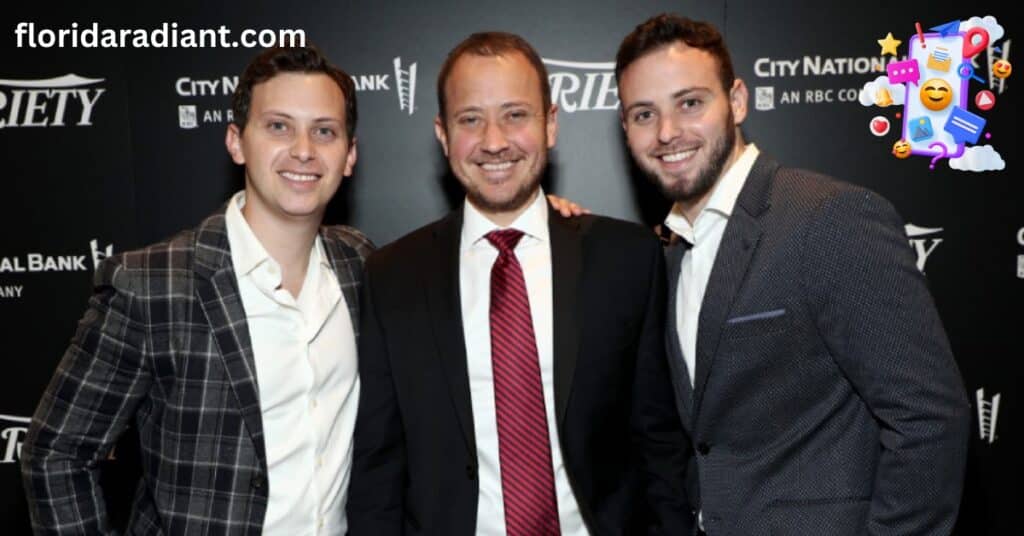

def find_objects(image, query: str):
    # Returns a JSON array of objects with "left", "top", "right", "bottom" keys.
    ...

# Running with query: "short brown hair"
[
  {"left": 231, "top": 45, "right": 358, "bottom": 141},
  {"left": 436, "top": 31, "right": 551, "bottom": 121},
  {"left": 615, "top": 14, "right": 735, "bottom": 93}
]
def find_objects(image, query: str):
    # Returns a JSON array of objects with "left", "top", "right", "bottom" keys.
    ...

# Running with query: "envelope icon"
[{"left": 927, "top": 47, "right": 952, "bottom": 72}]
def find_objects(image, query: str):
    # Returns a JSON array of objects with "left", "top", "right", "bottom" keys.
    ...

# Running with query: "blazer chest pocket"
[{"left": 723, "top": 307, "right": 790, "bottom": 339}]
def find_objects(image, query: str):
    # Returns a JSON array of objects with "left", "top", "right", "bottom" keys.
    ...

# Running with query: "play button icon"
[{"left": 975, "top": 90, "right": 995, "bottom": 111}]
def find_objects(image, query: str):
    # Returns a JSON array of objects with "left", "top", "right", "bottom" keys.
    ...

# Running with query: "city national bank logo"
[
  {"left": 0, "top": 414, "right": 30, "bottom": 464},
  {"left": 0, "top": 238, "right": 113, "bottom": 274},
  {"left": 351, "top": 57, "right": 417, "bottom": 115},
  {"left": 542, "top": 59, "right": 618, "bottom": 113},
  {"left": 905, "top": 223, "right": 943, "bottom": 272},
  {"left": 175, "top": 75, "right": 237, "bottom": 129},
  {"left": 0, "top": 74, "right": 105, "bottom": 128},
  {"left": 976, "top": 388, "right": 1001, "bottom": 444}
]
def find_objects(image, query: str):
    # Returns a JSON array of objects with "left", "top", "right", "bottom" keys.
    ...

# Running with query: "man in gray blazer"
[
  {"left": 21, "top": 46, "right": 372, "bottom": 535},
  {"left": 614, "top": 14, "right": 971, "bottom": 535}
]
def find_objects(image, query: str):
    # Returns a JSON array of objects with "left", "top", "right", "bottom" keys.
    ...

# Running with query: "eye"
[
  {"left": 267, "top": 120, "right": 289, "bottom": 134},
  {"left": 631, "top": 109, "right": 654, "bottom": 124},
  {"left": 504, "top": 109, "right": 530, "bottom": 124},
  {"left": 313, "top": 126, "right": 337, "bottom": 140},
  {"left": 680, "top": 98, "right": 702, "bottom": 110},
  {"left": 457, "top": 114, "right": 482, "bottom": 128}
]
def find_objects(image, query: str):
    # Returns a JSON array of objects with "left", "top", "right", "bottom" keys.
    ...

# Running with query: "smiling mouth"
[
  {"left": 480, "top": 161, "right": 514, "bottom": 172},
  {"left": 655, "top": 148, "right": 697, "bottom": 163},
  {"left": 279, "top": 171, "right": 320, "bottom": 182}
]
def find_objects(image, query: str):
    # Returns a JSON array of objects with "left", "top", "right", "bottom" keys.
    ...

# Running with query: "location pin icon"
[{"left": 962, "top": 27, "right": 989, "bottom": 59}]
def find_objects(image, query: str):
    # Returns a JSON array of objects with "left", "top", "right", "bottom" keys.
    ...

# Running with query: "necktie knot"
[{"left": 485, "top": 229, "right": 525, "bottom": 255}]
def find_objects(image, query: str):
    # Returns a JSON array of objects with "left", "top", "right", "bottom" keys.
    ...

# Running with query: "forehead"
[
  {"left": 249, "top": 72, "right": 346, "bottom": 118},
  {"left": 619, "top": 42, "right": 722, "bottom": 101},
  {"left": 444, "top": 52, "right": 544, "bottom": 110}
]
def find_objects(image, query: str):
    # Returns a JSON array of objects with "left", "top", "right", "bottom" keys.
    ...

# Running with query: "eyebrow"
[
  {"left": 622, "top": 87, "right": 712, "bottom": 113},
  {"left": 259, "top": 110, "right": 342, "bottom": 123},
  {"left": 452, "top": 101, "right": 534, "bottom": 115}
]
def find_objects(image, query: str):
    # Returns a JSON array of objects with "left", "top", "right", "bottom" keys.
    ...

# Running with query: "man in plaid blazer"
[{"left": 22, "top": 46, "right": 372, "bottom": 535}]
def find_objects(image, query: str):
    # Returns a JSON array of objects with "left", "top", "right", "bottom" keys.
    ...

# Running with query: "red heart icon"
[{"left": 870, "top": 116, "right": 890, "bottom": 136}]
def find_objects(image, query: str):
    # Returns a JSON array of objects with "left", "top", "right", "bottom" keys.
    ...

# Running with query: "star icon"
[{"left": 877, "top": 32, "right": 902, "bottom": 56}]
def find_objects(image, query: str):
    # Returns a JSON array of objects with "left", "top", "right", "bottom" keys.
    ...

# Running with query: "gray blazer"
[
  {"left": 21, "top": 207, "right": 373, "bottom": 535},
  {"left": 663, "top": 153, "right": 970, "bottom": 535}
]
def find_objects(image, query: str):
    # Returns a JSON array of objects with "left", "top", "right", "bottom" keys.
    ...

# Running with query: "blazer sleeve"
[
  {"left": 631, "top": 235, "right": 695, "bottom": 535},
  {"left": 21, "top": 257, "right": 152, "bottom": 535},
  {"left": 347, "top": 266, "right": 407, "bottom": 535},
  {"left": 802, "top": 187, "right": 970, "bottom": 535}
]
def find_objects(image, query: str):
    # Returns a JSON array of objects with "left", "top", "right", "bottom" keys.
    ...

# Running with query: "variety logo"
[
  {"left": 351, "top": 57, "right": 418, "bottom": 115},
  {"left": 0, "top": 238, "right": 113, "bottom": 274},
  {"left": 0, "top": 414, "right": 30, "bottom": 464},
  {"left": 905, "top": 223, "right": 943, "bottom": 272},
  {"left": 0, "top": 74, "right": 106, "bottom": 128},
  {"left": 542, "top": 58, "right": 618, "bottom": 113},
  {"left": 975, "top": 388, "right": 1001, "bottom": 444}
]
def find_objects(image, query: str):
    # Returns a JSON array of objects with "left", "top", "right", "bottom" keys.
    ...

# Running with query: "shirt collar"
[
  {"left": 224, "top": 190, "right": 328, "bottom": 277},
  {"left": 460, "top": 187, "right": 549, "bottom": 252},
  {"left": 664, "top": 143, "right": 760, "bottom": 239}
]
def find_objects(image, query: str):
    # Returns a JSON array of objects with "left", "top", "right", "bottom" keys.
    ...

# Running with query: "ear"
[
  {"left": 729, "top": 78, "right": 749, "bottom": 126},
  {"left": 545, "top": 103, "right": 559, "bottom": 149},
  {"left": 343, "top": 138, "right": 358, "bottom": 177},
  {"left": 225, "top": 123, "right": 245, "bottom": 165},
  {"left": 433, "top": 115, "right": 449, "bottom": 157}
]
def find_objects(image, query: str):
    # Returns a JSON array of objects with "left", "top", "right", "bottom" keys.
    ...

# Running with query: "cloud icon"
[
  {"left": 961, "top": 15, "right": 1004, "bottom": 43},
  {"left": 859, "top": 75, "right": 905, "bottom": 107},
  {"left": 948, "top": 145, "right": 1005, "bottom": 171}
]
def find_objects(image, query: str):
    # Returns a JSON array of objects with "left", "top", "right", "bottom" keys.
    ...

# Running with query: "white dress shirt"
[
  {"left": 225, "top": 191, "right": 359, "bottom": 536},
  {"left": 459, "top": 189, "right": 588, "bottom": 536},
  {"left": 664, "top": 143, "right": 759, "bottom": 386}
]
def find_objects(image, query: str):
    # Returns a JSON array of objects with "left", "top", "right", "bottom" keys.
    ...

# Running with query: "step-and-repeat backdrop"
[{"left": 2, "top": 1, "right": 1018, "bottom": 533}]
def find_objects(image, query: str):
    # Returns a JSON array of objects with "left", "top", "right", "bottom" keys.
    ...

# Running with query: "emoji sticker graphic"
[
  {"left": 892, "top": 139, "right": 912, "bottom": 159},
  {"left": 920, "top": 78, "right": 953, "bottom": 111}
]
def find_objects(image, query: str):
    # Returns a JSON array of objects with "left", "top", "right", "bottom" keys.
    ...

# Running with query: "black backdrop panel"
[{"left": 1, "top": 1, "right": 1017, "bottom": 533}]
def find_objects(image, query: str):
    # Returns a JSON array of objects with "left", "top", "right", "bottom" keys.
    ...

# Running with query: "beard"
[
  {"left": 463, "top": 151, "right": 545, "bottom": 215},
  {"left": 645, "top": 116, "right": 737, "bottom": 204}
]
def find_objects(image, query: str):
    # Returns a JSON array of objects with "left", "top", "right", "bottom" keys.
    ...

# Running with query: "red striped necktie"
[{"left": 485, "top": 229, "right": 561, "bottom": 536}]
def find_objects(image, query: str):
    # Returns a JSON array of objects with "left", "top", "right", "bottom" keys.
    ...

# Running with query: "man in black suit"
[
  {"left": 347, "top": 32, "right": 690, "bottom": 535},
  {"left": 614, "top": 14, "right": 971, "bottom": 535}
]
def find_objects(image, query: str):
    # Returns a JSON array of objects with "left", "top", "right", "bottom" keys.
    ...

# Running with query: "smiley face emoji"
[
  {"left": 892, "top": 139, "right": 912, "bottom": 159},
  {"left": 993, "top": 59, "right": 1012, "bottom": 79},
  {"left": 920, "top": 78, "right": 953, "bottom": 111}
]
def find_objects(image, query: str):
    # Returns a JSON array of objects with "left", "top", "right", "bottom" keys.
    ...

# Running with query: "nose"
[
  {"left": 657, "top": 115, "right": 680, "bottom": 144},
  {"left": 480, "top": 119, "right": 509, "bottom": 154},
  {"left": 290, "top": 131, "right": 314, "bottom": 161}
]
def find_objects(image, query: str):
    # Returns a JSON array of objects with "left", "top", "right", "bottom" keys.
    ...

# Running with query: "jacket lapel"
[
  {"left": 548, "top": 209, "right": 582, "bottom": 429},
  {"left": 192, "top": 209, "right": 266, "bottom": 464},
  {"left": 692, "top": 154, "right": 778, "bottom": 418},
  {"left": 320, "top": 231, "right": 363, "bottom": 341},
  {"left": 426, "top": 210, "right": 477, "bottom": 454},
  {"left": 664, "top": 239, "right": 694, "bottom": 429}
]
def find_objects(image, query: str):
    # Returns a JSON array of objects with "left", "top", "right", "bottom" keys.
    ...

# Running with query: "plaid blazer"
[{"left": 21, "top": 207, "right": 374, "bottom": 535}]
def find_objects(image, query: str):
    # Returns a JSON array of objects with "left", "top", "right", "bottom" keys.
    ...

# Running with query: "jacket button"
[
  {"left": 251, "top": 474, "right": 265, "bottom": 489},
  {"left": 696, "top": 442, "right": 710, "bottom": 455},
  {"left": 466, "top": 464, "right": 476, "bottom": 480}
]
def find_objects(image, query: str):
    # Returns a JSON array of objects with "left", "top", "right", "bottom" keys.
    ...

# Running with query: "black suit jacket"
[
  {"left": 663, "top": 153, "right": 970, "bottom": 535},
  {"left": 348, "top": 206, "right": 691, "bottom": 535}
]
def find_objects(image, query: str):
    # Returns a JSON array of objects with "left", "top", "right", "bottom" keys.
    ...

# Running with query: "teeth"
[
  {"left": 660, "top": 150, "right": 694, "bottom": 163},
  {"left": 281, "top": 171, "right": 318, "bottom": 182},
  {"left": 481, "top": 161, "right": 513, "bottom": 171}
]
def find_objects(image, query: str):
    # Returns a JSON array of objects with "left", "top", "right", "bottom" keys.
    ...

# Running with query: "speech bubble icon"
[
  {"left": 887, "top": 59, "right": 920, "bottom": 86},
  {"left": 943, "top": 106, "right": 986, "bottom": 144},
  {"left": 962, "top": 27, "right": 990, "bottom": 59}
]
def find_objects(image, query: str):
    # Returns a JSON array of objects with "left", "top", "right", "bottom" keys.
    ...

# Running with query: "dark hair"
[
  {"left": 615, "top": 14, "right": 735, "bottom": 93},
  {"left": 231, "top": 45, "right": 357, "bottom": 141},
  {"left": 436, "top": 31, "right": 551, "bottom": 121}
]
